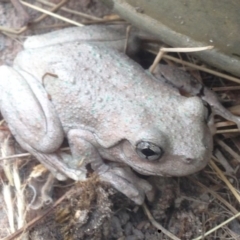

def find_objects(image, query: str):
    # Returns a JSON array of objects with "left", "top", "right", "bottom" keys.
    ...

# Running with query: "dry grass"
[{"left": 0, "top": 129, "right": 28, "bottom": 240}]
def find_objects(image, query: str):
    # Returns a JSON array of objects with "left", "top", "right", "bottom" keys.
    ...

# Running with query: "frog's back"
[{"left": 14, "top": 42, "right": 181, "bottom": 136}]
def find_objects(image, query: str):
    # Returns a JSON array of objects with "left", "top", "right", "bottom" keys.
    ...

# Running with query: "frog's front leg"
[
  {"left": 152, "top": 64, "right": 240, "bottom": 129},
  {"left": 0, "top": 65, "right": 86, "bottom": 180},
  {"left": 67, "top": 129, "right": 153, "bottom": 205}
]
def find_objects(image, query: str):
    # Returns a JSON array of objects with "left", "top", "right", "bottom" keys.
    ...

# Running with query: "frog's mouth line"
[
  {"left": 127, "top": 155, "right": 209, "bottom": 177},
  {"left": 121, "top": 141, "right": 210, "bottom": 177}
]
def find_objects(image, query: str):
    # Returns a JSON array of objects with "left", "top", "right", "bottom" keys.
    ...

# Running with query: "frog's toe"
[
  {"left": 28, "top": 172, "right": 55, "bottom": 209},
  {"left": 100, "top": 171, "right": 145, "bottom": 205},
  {"left": 98, "top": 164, "right": 152, "bottom": 205}
]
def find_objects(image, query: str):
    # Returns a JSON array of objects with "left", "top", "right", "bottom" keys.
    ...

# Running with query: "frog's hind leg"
[
  {"left": 14, "top": 130, "right": 87, "bottom": 209},
  {"left": 0, "top": 65, "right": 87, "bottom": 180},
  {"left": 4, "top": 129, "right": 87, "bottom": 183},
  {"left": 0, "top": 65, "right": 64, "bottom": 153}
]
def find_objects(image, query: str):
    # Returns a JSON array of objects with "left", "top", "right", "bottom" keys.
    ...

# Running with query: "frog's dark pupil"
[{"left": 141, "top": 148, "right": 155, "bottom": 157}]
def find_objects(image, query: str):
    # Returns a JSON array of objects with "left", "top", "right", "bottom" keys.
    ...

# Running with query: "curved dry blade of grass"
[
  {"left": 32, "top": 0, "right": 69, "bottom": 23},
  {"left": 193, "top": 211, "right": 240, "bottom": 240},
  {"left": 2, "top": 184, "right": 15, "bottom": 233},
  {"left": 20, "top": 1, "right": 83, "bottom": 26},
  {"left": 0, "top": 0, "right": 84, "bottom": 35},
  {"left": 163, "top": 54, "right": 240, "bottom": 84},
  {"left": 3, "top": 187, "right": 77, "bottom": 240},
  {"left": 0, "top": 153, "right": 30, "bottom": 161},
  {"left": 209, "top": 160, "right": 240, "bottom": 203},
  {"left": 216, "top": 129, "right": 239, "bottom": 134},
  {"left": 215, "top": 138, "right": 240, "bottom": 163},
  {"left": 215, "top": 121, "right": 236, "bottom": 128},
  {"left": 1, "top": 137, "right": 14, "bottom": 186},
  {"left": 190, "top": 177, "right": 239, "bottom": 216},
  {"left": 13, "top": 161, "right": 26, "bottom": 229},
  {"left": 146, "top": 47, "right": 240, "bottom": 84},
  {"left": 149, "top": 46, "right": 213, "bottom": 73},
  {"left": 142, "top": 203, "right": 181, "bottom": 240},
  {"left": 213, "top": 86, "right": 240, "bottom": 91},
  {"left": 0, "top": 147, "right": 70, "bottom": 161},
  {"left": 0, "top": 131, "right": 28, "bottom": 238},
  {"left": 36, "top": 0, "right": 102, "bottom": 21}
]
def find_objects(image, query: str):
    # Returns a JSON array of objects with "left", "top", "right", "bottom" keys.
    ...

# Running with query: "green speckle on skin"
[
  {"left": 124, "top": 117, "right": 131, "bottom": 123},
  {"left": 148, "top": 96, "right": 154, "bottom": 102},
  {"left": 105, "top": 96, "right": 111, "bottom": 102},
  {"left": 91, "top": 108, "right": 95, "bottom": 115}
]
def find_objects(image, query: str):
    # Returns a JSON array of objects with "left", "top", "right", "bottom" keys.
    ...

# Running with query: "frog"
[{"left": 0, "top": 25, "right": 221, "bottom": 207}]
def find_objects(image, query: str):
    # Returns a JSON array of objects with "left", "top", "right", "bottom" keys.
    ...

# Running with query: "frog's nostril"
[{"left": 185, "top": 158, "right": 193, "bottom": 164}]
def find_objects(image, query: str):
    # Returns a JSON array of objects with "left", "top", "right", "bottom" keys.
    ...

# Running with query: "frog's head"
[{"left": 118, "top": 96, "right": 213, "bottom": 176}]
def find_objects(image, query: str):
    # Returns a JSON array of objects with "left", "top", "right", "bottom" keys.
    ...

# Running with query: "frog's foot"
[
  {"left": 10, "top": 131, "right": 87, "bottom": 181},
  {"left": 28, "top": 171, "right": 55, "bottom": 209},
  {"left": 30, "top": 149, "right": 87, "bottom": 181},
  {"left": 67, "top": 129, "right": 154, "bottom": 204},
  {"left": 97, "top": 163, "right": 154, "bottom": 205}
]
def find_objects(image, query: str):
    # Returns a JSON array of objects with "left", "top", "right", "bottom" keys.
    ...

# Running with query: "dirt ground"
[{"left": 1, "top": 1, "right": 240, "bottom": 240}]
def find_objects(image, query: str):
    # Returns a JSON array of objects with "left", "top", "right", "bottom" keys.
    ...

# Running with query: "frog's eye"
[{"left": 136, "top": 141, "right": 163, "bottom": 161}]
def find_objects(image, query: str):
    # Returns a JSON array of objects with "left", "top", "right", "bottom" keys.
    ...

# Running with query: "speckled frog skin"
[{"left": 0, "top": 25, "right": 213, "bottom": 205}]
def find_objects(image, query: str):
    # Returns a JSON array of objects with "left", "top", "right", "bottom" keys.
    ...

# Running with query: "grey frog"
[{"left": 0, "top": 25, "right": 214, "bottom": 205}]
